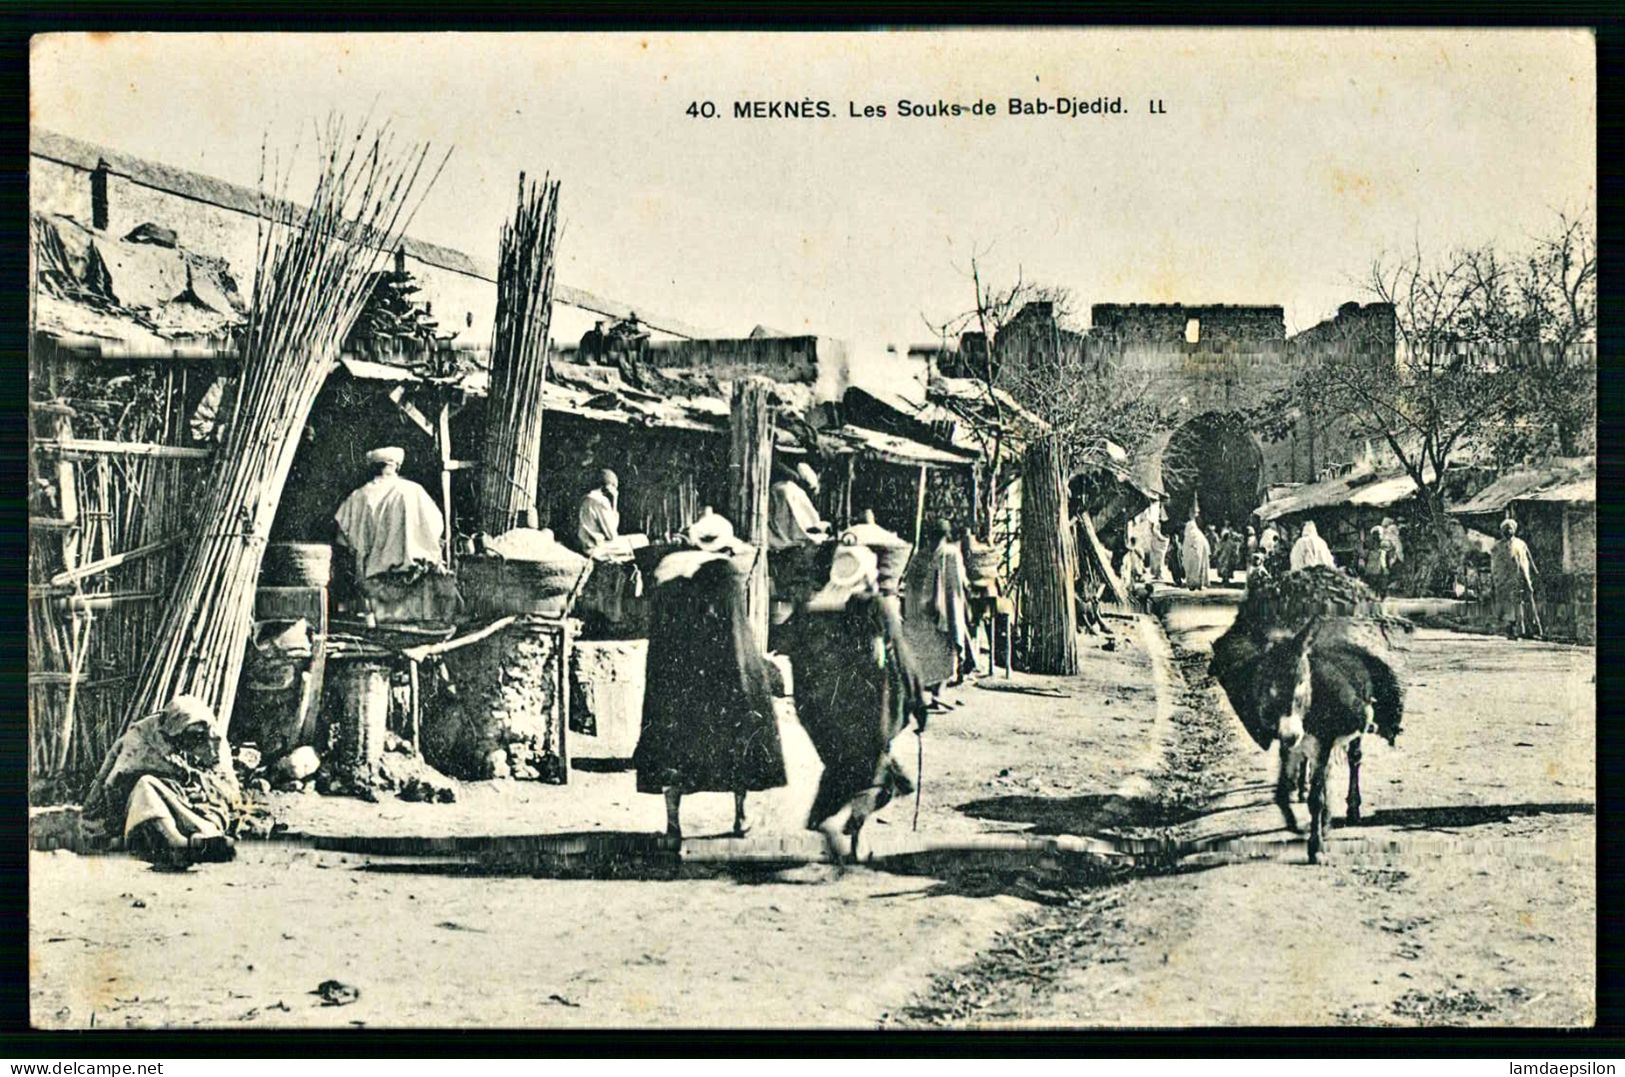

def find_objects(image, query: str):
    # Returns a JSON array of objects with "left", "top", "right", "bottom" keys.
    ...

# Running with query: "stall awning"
[
  {"left": 1256, "top": 465, "right": 1429, "bottom": 522},
  {"left": 833, "top": 425, "right": 978, "bottom": 469},
  {"left": 1449, "top": 459, "right": 1595, "bottom": 515}
]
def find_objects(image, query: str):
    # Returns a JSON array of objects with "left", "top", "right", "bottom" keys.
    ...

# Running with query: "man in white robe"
[
  {"left": 576, "top": 469, "right": 621, "bottom": 553},
  {"left": 768, "top": 462, "right": 831, "bottom": 551},
  {"left": 334, "top": 447, "right": 445, "bottom": 581},
  {"left": 928, "top": 520, "right": 979, "bottom": 683},
  {"left": 576, "top": 469, "right": 645, "bottom": 630},
  {"left": 1181, "top": 518, "right": 1212, "bottom": 591}
]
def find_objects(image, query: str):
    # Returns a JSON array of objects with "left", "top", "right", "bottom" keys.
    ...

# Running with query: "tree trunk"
[
  {"left": 1020, "top": 436, "right": 1079, "bottom": 675},
  {"left": 730, "top": 377, "right": 775, "bottom": 651}
]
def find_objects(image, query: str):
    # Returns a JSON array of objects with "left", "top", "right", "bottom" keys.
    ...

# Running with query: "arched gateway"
[{"left": 1159, "top": 411, "right": 1264, "bottom": 528}]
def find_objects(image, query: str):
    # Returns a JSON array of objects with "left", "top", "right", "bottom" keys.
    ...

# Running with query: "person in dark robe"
[
  {"left": 579, "top": 321, "right": 606, "bottom": 363},
  {"left": 633, "top": 511, "right": 785, "bottom": 839},
  {"left": 778, "top": 541, "right": 929, "bottom": 863},
  {"left": 1215, "top": 526, "right": 1244, "bottom": 584}
]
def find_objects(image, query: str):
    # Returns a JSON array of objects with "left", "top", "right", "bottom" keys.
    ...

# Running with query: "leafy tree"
[{"left": 343, "top": 263, "right": 456, "bottom": 371}]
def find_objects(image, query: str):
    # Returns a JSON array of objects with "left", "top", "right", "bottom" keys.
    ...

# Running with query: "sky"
[{"left": 31, "top": 30, "right": 1596, "bottom": 349}]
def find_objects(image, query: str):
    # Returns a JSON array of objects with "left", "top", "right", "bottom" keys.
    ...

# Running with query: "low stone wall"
[
  {"left": 424, "top": 617, "right": 569, "bottom": 782},
  {"left": 569, "top": 639, "right": 647, "bottom": 761},
  {"left": 30, "top": 806, "right": 85, "bottom": 853}
]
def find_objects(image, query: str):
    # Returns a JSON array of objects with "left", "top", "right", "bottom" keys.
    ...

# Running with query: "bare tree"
[
  {"left": 1293, "top": 215, "right": 1594, "bottom": 524},
  {"left": 919, "top": 251, "right": 1036, "bottom": 536},
  {"left": 923, "top": 250, "right": 1168, "bottom": 530},
  {"left": 1496, "top": 213, "right": 1597, "bottom": 459}
]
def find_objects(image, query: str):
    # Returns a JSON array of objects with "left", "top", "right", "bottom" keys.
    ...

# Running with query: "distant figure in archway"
[{"left": 1182, "top": 516, "right": 1212, "bottom": 591}]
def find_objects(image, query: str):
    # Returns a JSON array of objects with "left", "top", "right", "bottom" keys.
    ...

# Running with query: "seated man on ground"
[{"left": 84, "top": 695, "right": 249, "bottom": 868}]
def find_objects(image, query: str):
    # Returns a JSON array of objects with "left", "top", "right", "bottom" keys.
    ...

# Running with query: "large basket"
[
  {"left": 458, "top": 555, "right": 589, "bottom": 619},
  {"left": 965, "top": 544, "right": 1001, "bottom": 587},
  {"left": 262, "top": 543, "right": 333, "bottom": 588}
]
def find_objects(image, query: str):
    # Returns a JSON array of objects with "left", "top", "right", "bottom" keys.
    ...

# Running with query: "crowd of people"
[
  {"left": 87, "top": 451, "right": 1545, "bottom": 870},
  {"left": 1119, "top": 504, "right": 1540, "bottom": 641},
  {"left": 618, "top": 459, "right": 984, "bottom": 861}
]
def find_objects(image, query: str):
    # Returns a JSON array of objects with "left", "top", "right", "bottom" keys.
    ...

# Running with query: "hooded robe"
[
  {"left": 779, "top": 588, "right": 927, "bottom": 828},
  {"left": 767, "top": 480, "right": 829, "bottom": 550},
  {"left": 929, "top": 537, "right": 979, "bottom": 671},
  {"left": 334, "top": 472, "right": 444, "bottom": 580},
  {"left": 1290, "top": 521, "right": 1336, "bottom": 571},
  {"left": 83, "top": 702, "right": 247, "bottom": 853},
  {"left": 1182, "top": 519, "right": 1212, "bottom": 590},
  {"left": 633, "top": 554, "right": 786, "bottom": 795}
]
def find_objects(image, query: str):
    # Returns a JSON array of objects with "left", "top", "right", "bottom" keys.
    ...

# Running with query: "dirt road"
[
  {"left": 30, "top": 627, "right": 1163, "bottom": 1030},
  {"left": 31, "top": 604, "right": 1593, "bottom": 1028},
  {"left": 893, "top": 593, "right": 1594, "bottom": 1028}
]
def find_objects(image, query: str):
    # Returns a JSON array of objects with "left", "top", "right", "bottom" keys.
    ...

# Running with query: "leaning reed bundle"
[
  {"left": 477, "top": 173, "right": 561, "bottom": 535},
  {"left": 124, "top": 120, "right": 447, "bottom": 737}
]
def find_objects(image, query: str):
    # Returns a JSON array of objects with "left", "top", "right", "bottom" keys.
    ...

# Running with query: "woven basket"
[
  {"left": 965, "top": 544, "right": 1001, "bottom": 585},
  {"left": 262, "top": 543, "right": 333, "bottom": 588},
  {"left": 458, "top": 555, "right": 587, "bottom": 618}
]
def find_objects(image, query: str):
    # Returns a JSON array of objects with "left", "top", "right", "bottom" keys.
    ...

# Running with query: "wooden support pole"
[
  {"left": 911, "top": 464, "right": 928, "bottom": 551},
  {"left": 49, "top": 535, "right": 179, "bottom": 587},
  {"left": 408, "top": 659, "right": 423, "bottom": 754},
  {"left": 438, "top": 400, "right": 455, "bottom": 565},
  {"left": 730, "top": 377, "right": 775, "bottom": 650},
  {"left": 844, "top": 455, "right": 855, "bottom": 530},
  {"left": 36, "top": 437, "right": 214, "bottom": 461},
  {"left": 1020, "top": 436, "right": 1079, "bottom": 675}
]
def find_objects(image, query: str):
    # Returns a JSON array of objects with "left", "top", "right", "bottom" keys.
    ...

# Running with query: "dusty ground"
[
  {"left": 30, "top": 623, "right": 1159, "bottom": 1030},
  {"left": 30, "top": 600, "right": 1594, "bottom": 1029},
  {"left": 891, "top": 592, "right": 1595, "bottom": 1028}
]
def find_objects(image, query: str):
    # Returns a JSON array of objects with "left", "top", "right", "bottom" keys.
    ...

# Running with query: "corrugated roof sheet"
[
  {"left": 1449, "top": 459, "right": 1595, "bottom": 514},
  {"left": 830, "top": 425, "right": 978, "bottom": 469},
  {"left": 32, "top": 212, "right": 245, "bottom": 346}
]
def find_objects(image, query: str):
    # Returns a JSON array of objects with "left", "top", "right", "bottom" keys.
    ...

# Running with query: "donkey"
[{"left": 1262, "top": 618, "right": 1406, "bottom": 863}]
